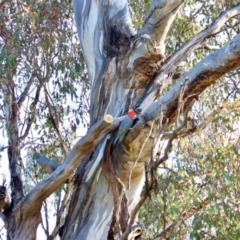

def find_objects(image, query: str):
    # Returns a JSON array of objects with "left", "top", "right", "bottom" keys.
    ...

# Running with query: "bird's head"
[{"left": 127, "top": 109, "right": 137, "bottom": 119}]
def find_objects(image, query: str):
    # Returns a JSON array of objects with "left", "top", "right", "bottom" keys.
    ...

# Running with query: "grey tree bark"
[
  {"left": 60, "top": 1, "right": 240, "bottom": 239},
  {"left": 2, "top": 1, "right": 240, "bottom": 240}
]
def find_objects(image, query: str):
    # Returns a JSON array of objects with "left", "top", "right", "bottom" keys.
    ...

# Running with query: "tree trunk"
[
  {"left": 2, "top": 85, "right": 24, "bottom": 239},
  {"left": 60, "top": 1, "right": 240, "bottom": 239},
  {"left": 60, "top": 0, "right": 182, "bottom": 239},
  {"left": 2, "top": 1, "right": 240, "bottom": 239}
]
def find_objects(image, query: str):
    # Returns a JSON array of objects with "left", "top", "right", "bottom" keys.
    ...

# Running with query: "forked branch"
[
  {"left": 138, "top": 4, "right": 240, "bottom": 110},
  {"left": 143, "top": 34, "right": 240, "bottom": 122}
]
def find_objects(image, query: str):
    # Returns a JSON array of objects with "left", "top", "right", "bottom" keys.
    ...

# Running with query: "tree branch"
[
  {"left": 163, "top": 99, "right": 240, "bottom": 140},
  {"left": 137, "top": 4, "right": 240, "bottom": 111},
  {"left": 43, "top": 84, "right": 67, "bottom": 156},
  {"left": 123, "top": 1, "right": 184, "bottom": 88},
  {"left": 143, "top": 34, "right": 240, "bottom": 123},
  {"left": 49, "top": 181, "right": 73, "bottom": 239},
  {"left": 18, "top": 74, "right": 36, "bottom": 108},
  {"left": 139, "top": 0, "right": 184, "bottom": 48},
  {"left": 153, "top": 197, "right": 209, "bottom": 239},
  {"left": 19, "top": 85, "right": 41, "bottom": 141},
  {"left": 19, "top": 115, "right": 125, "bottom": 217},
  {"left": 158, "top": 3, "right": 240, "bottom": 83},
  {"left": 126, "top": 33, "right": 240, "bottom": 145}
]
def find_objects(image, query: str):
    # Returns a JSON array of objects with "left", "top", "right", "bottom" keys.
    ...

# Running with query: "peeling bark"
[
  {"left": 143, "top": 34, "right": 240, "bottom": 123},
  {"left": 60, "top": 2, "right": 240, "bottom": 239},
  {"left": 3, "top": 1, "right": 240, "bottom": 239},
  {"left": 139, "top": 0, "right": 184, "bottom": 48},
  {"left": 137, "top": 4, "right": 240, "bottom": 112}
]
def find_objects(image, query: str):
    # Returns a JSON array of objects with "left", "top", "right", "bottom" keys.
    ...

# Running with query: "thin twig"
[
  {"left": 49, "top": 180, "right": 74, "bottom": 239},
  {"left": 43, "top": 84, "right": 67, "bottom": 156},
  {"left": 19, "top": 85, "right": 42, "bottom": 140},
  {"left": 18, "top": 74, "right": 36, "bottom": 108}
]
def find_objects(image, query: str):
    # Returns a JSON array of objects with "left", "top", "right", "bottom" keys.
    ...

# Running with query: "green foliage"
[
  {"left": 128, "top": 1, "right": 240, "bottom": 239},
  {"left": 129, "top": 0, "right": 150, "bottom": 29},
  {"left": 1, "top": 0, "right": 240, "bottom": 238},
  {"left": 0, "top": 0, "right": 90, "bottom": 151},
  {"left": 0, "top": 0, "right": 89, "bottom": 236},
  {"left": 138, "top": 108, "right": 240, "bottom": 238}
]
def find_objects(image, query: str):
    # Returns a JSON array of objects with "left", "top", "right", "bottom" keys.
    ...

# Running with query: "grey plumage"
[
  {"left": 113, "top": 116, "right": 134, "bottom": 146},
  {"left": 36, "top": 153, "right": 59, "bottom": 174}
]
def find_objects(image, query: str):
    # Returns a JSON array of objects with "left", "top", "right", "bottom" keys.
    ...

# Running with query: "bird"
[
  {"left": 35, "top": 153, "right": 70, "bottom": 183},
  {"left": 113, "top": 109, "right": 137, "bottom": 146},
  {"left": 35, "top": 153, "right": 59, "bottom": 174}
]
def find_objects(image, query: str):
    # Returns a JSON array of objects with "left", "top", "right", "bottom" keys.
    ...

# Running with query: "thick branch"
[
  {"left": 130, "top": 34, "right": 240, "bottom": 141},
  {"left": 138, "top": 4, "right": 240, "bottom": 111},
  {"left": 139, "top": 0, "right": 184, "bottom": 47},
  {"left": 19, "top": 115, "right": 124, "bottom": 217},
  {"left": 125, "top": 1, "right": 184, "bottom": 80},
  {"left": 144, "top": 34, "right": 240, "bottom": 121}
]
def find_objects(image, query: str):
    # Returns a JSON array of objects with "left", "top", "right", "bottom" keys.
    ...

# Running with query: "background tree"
[
  {"left": 0, "top": 0, "right": 88, "bottom": 238},
  {"left": 0, "top": 0, "right": 240, "bottom": 239}
]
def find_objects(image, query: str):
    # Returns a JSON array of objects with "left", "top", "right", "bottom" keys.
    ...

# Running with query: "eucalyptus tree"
[
  {"left": 1, "top": 0, "right": 240, "bottom": 239},
  {"left": 0, "top": 0, "right": 87, "bottom": 239}
]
